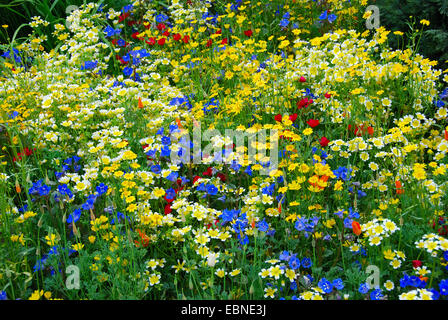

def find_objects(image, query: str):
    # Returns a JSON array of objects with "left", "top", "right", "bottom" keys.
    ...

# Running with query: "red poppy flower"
[
  {"left": 297, "top": 97, "right": 313, "bottom": 109},
  {"left": 324, "top": 92, "right": 331, "bottom": 98},
  {"left": 244, "top": 29, "right": 253, "bottom": 37},
  {"left": 193, "top": 175, "right": 201, "bottom": 184},
  {"left": 217, "top": 172, "right": 226, "bottom": 182},
  {"left": 445, "top": 129, "right": 448, "bottom": 141},
  {"left": 320, "top": 136, "right": 330, "bottom": 147},
  {"left": 203, "top": 167, "right": 213, "bottom": 176},
  {"left": 215, "top": 29, "right": 222, "bottom": 34},
  {"left": 173, "top": 33, "right": 181, "bottom": 41},
  {"left": 164, "top": 204, "right": 172, "bottom": 215},
  {"left": 131, "top": 31, "right": 140, "bottom": 39},
  {"left": 146, "top": 37, "right": 156, "bottom": 45},
  {"left": 221, "top": 38, "right": 228, "bottom": 45},
  {"left": 162, "top": 31, "right": 170, "bottom": 37},
  {"left": 157, "top": 23, "right": 166, "bottom": 31},
  {"left": 206, "top": 39, "right": 213, "bottom": 47},
  {"left": 306, "top": 119, "right": 319, "bottom": 128},
  {"left": 157, "top": 38, "right": 166, "bottom": 46},
  {"left": 183, "top": 35, "right": 190, "bottom": 44},
  {"left": 299, "top": 76, "right": 306, "bottom": 83},
  {"left": 289, "top": 113, "right": 298, "bottom": 122},
  {"left": 274, "top": 114, "right": 282, "bottom": 122}
]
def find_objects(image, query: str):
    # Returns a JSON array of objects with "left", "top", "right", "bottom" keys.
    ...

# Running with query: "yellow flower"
[
  {"left": 420, "top": 19, "right": 430, "bottom": 26},
  {"left": 72, "top": 243, "right": 84, "bottom": 251},
  {"left": 45, "top": 234, "right": 58, "bottom": 246},
  {"left": 29, "top": 290, "right": 44, "bottom": 300},
  {"left": 303, "top": 128, "right": 313, "bottom": 136}
]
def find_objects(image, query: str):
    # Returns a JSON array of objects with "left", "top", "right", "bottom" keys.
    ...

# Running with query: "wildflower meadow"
[{"left": 1, "top": 0, "right": 448, "bottom": 301}]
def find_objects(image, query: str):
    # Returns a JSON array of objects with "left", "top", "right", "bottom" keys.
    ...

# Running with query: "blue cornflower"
[
  {"left": 81, "top": 199, "right": 95, "bottom": 211},
  {"left": 155, "top": 13, "right": 168, "bottom": 23},
  {"left": 48, "top": 246, "right": 59, "bottom": 255},
  {"left": 96, "top": 183, "right": 108, "bottom": 195},
  {"left": 166, "top": 171, "right": 179, "bottom": 182},
  {"left": 238, "top": 233, "right": 249, "bottom": 246},
  {"left": 123, "top": 66, "right": 133, "bottom": 76},
  {"left": 146, "top": 148, "right": 157, "bottom": 157},
  {"left": 38, "top": 184, "right": 51, "bottom": 196},
  {"left": 104, "top": 26, "right": 115, "bottom": 37},
  {"left": 279, "top": 251, "right": 290, "bottom": 261},
  {"left": 288, "top": 256, "right": 301, "bottom": 270},
  {"left": 301, "top": 257, "right": 312, "bottom": 268},
  {"left": 319, "top": 11, "right": 328, "bottom": 20},
  {"left": 332, "top": 278, "right": 344, "bottom": 290},
  {"left": 359, "top": 283, "right": 369, "bottom": 294},
  {"left": 220, "top": 209, "right": 237, "bottom": 223},
  {"left": 58, "top": 184, "right": 73, "bottom": 198},
  {"left": 161, "top": 136, "right": 171, "bottom": 145},
  {"left": 67, "top": 209, "right": 81, "bottom": 223},
  {"left": 348, "top": 207, "right": 360, "bottom": 219},
  {"left": 80, "top": 60, "right": 97, "bottom": 70},
  {"left": 430, "top": 288, "right": 440, "bottom": 300},
  {"left": 328, "top": 13, "right": 337, "bottom": 23},
  {"left": 206, "top": 183, "right": 218, "bottom": 196},
  {"left": 436, "top": 100, "right": 445, "bottom": 107},
  {"left": 318, "top": 278, "right": 333, "bottom": 294},
  {"left": 279, "top": 19, "right": 289, "bottom": 27},
  {"left": 9, "top": 111, "right": 19, "bottom": 119},
  {"left": 230, "top": 161, "right": 242, "bottom": 172},
  {"left": 439, "top": 279, "right": 448, "bottom": 295},
  {"left": 257, "top": 219, "right": 269, "bottom": 232},
  {"left": 290, "top": 282, "right": 298, "bottom": 291},
  {"left": 122, "top": 4, "right": 133, "bottom": 13},
  {"left": 166, "top": 188, "right": 176, "bottom": 200},
  {"left": 0, "top": 291, "right": 6, "bottom": 300},
  {"left": 160, "top": 146, "right": 171, "bottom": 157},
  {"left": 295, "top": 217, "right": 307, "bottom": 231},
  {"left": 370, "top": 288, "right": 383, "bottom": 300}
]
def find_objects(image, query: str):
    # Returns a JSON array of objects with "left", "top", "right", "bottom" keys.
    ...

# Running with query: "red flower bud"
[{"left": 412, "top": 260, "right": 422, "bottom": 268}]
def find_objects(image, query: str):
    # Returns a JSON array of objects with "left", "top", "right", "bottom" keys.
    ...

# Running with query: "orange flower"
[
  {"left": 135, "top": 229, "right": 150, "bottom": 247},
  {"left": 352, "top": 221, "right": 362, "bottom": 236},
  {"left": 395, "top": 180, "right": 404, "bottom": 195},
  {"left": 445, "top": 129, "right": 448, "bottom": 141},
  {"left": 15, "top": 181, "right": 21, "bottom": 193},
  {"left": 138, "top": 97, "right": 144, "bottom": 109}
]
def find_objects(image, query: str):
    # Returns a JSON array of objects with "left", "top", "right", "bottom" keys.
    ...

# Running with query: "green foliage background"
[
  {"left": 374, "top": 0, "right": 448, "bottom": 70},
  {"left": 0, "top": 0, "right": 128, "bottom": 46}
]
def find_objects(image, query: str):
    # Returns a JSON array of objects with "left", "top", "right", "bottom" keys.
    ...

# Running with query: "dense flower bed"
[{"left": 0, "top": 0, "right": 448, "bottom": 300}]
